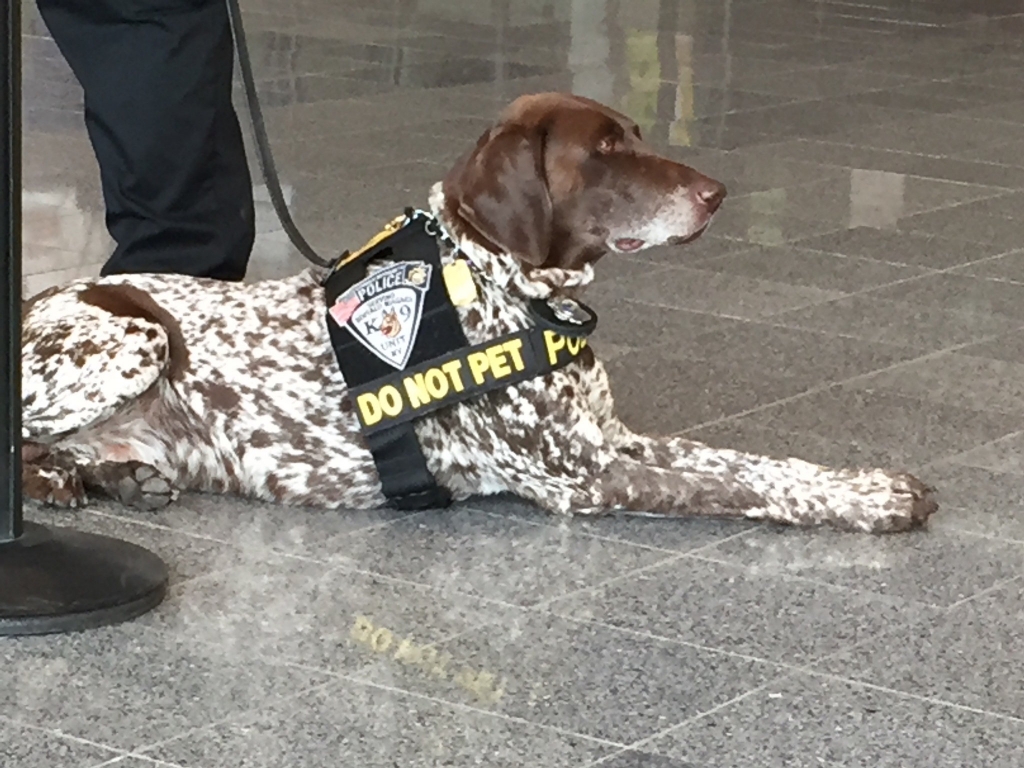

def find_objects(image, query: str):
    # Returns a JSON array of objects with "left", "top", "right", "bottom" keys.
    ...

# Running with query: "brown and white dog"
[{"left": 20, "top": 93, "right": 936, "bottom": 532}]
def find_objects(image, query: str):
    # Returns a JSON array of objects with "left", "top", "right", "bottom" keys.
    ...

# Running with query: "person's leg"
[{"left": 36, "top": 0, "right": 255, "bottom": 280}]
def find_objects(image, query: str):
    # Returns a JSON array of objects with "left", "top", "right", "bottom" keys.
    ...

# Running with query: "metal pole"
[
  {"left": 1, "top": 0, "right": 24, "bottom": 544},
  {"left": 0, "top": 4, "right": 169, "bottom": 635}
]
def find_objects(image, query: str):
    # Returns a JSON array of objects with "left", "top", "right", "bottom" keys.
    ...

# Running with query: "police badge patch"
[{"left": 328, "top": 261, "right": 432, "bottom": 370}]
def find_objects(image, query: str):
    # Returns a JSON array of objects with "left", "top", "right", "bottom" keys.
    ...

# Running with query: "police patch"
[{"left": 329, "top": 261, "right": 432, "bottom": 370}]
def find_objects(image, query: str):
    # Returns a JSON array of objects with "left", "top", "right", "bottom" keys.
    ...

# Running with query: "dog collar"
[{"left": 322, "top": 210, "right": 598, "bottom": 511}]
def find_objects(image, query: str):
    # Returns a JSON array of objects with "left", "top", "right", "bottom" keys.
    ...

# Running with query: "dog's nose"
[{"left": 693, "top": 178, "right": 726, "bottom": 214}]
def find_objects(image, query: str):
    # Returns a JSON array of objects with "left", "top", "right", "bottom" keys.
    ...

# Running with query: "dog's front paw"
[
  {"left": 86, "top": 460, "right": 179, "bottom": 511},
  {"left": 23, "top": 463, "right": 88, "bottom": 508},
  {"left": 835, "top": 469, "right": 937, "bottom": 534},
  {"left": 880, "top": 472, "right": 937, "bottom": 532}
]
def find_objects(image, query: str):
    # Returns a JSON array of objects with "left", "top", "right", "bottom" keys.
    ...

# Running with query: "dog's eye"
[{"left": 596, "top": 136, "right": 617, "bottom": 154}]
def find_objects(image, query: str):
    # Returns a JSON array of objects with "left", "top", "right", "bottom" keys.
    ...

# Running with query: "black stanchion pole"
[
  {"left": 0, "top": 0, "right": 22, "bottom": 546},
  {"left": 0, "top": 0, "right": 169, "bottom": 636}
]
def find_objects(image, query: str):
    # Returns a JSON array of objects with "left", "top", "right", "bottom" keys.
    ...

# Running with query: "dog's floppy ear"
[{"left": 442, "top": 124, "right": 553, "bottom": 267}]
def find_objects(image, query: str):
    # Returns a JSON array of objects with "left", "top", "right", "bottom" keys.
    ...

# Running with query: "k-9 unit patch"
[{"left": 328, "top": 261, "right": 432, "bottom": 370}]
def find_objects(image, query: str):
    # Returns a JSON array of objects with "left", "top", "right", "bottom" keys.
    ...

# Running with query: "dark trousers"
[{"left": 36, "top": 0, "right": 255, "bottom": 280}]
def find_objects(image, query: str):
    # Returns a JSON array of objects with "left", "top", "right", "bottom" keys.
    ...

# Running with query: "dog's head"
[{"left": 442, "top": 92, "right": 725, "bottom": 275}]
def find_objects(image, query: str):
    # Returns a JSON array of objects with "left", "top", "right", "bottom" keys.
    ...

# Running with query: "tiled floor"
[{"left": 8, "top": 0, "right": 1024, "bottom": 766}]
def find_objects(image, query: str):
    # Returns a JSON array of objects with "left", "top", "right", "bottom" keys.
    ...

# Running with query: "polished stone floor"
[{"left": 8, "top": 0, "right": 1024, "bottom": 766}]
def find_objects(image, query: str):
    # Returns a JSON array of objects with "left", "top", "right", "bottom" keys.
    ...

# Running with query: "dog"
[{"left": 20, "top": 92, "right": 936, "bottom": 533}]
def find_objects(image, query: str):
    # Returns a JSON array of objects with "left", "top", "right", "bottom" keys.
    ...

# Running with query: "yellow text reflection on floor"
[{"left": 349, "top": 615, "right": 507, "bottom": 706}]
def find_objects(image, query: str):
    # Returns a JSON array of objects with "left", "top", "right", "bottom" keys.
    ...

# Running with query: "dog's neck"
[{"left": 427, "top": 183, "right": 594, "bottom": 301}]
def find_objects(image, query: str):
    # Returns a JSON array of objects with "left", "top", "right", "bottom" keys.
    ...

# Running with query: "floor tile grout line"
[
  {"left": 311, "top": 559, "right": 534, "bottom": 615},
  {"left": 283, "top": 666, "right": 631, "bottom": 751},
  {"left": 682, "top": 550, "right": 959, "bottom": 612},
  {"left": 529, "top": 554, "right": 690, "bottom": 612},
  {"left": 944, "top": 574, "right": 1023, "bottom": 611},
  {"left": 462, "top": 504, "right": 684, "bottom": 555},
  {"left": 95, "top": 757, "right": 186, "bottom": 768},
  {"left": 158, "top": 553, "right": 358, "bottom": 596},
  {"left": 933, "top": 519, "right": 1024, "bottom": 547},
  {"left": 759, "top": 312, "right": 1024, "bottom": 352},
  {"left": 772, "top": 241, "right": 1024, "bottom": 305},
  {"left": 131, "top": 679, "right": 339, "bottom": 756},
  {"left": 539, "top": 612, "right": 797, "bottom": 672},
  {"left": 795, "top": 667, "right": 1024, "bottom": 726},
  {"left": 77, "top": 504, "right": 426, "bottom": 562},
  {"left": 612, "top": 235, "right": 1024, "bottom": 332},
  {"left": 603, "top": 292, "right": 1024, "bottom": 358},
  {"left": 0, "top": 716, "right": 130, "bottom": 761},
  {"left": 674, "top": 330, "right": 1015, "bottom": 436},
  {"left": 466, "top": 502, "right": 758, "bottom": 558},
  {"left": 608, "top": 672, "right": 797, "bottom": 760},
  {"left": 753, "top": 134, "right": 1024, "bottom": 178},
  {"left": 781, "top": 237, "right": 1024, "bottom": 274},
  {"left": 527, "top": 529, "right": 761, "bottom": 612},
  {"left": 147, "top": 558, "right": 531, "bottom": 658},
  {"left": 937, "top": 429, "right": 1024, "bottom": 465}
]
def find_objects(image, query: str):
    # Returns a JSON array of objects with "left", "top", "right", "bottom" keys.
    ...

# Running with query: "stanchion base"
[{"left": 0, "top": 521, "right": 168, "bottom": 636}]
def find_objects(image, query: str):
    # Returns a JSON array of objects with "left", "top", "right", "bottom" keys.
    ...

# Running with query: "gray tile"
[
  {"left": 846, "top": 87, "right": 984, "bottom": 117},
  {"left": 686, "top": 420, "right": 917, "bottom": 475},
  {"left": 769, "top": 139, "right": 1024, "bottom": 187},
  {"left": 946, "top": 191, "right": 1024, "bottom": 221},
  {"left": 772, "top": 293, "right": 1020, "bottom": 352},
  {"left": 816, "top": 581, "right": 1024, "bottom": 719},
  {"left": 595, "top": 264, "right": 843, "bottom": 320},
  {"left": 726, "top": 175, "right": 1002, "bottom": 226},
  {"left": 698, "top": 65, "right": 911, "bottom": 100},
  {"left": 835, "top": 113, "right": 1024, "bottom": 157},
  {"left": 549, "top": 557, "right": 938, "bottom": 665},
  {"left": 897, "top": 82, "right": 1023, "bottom": 109},
  {"left": 952, "top": 250, "right": 1024, "bottom": 283},
  {"left": 0, "top": 720, "right": 121, "bottom": 768},
  {"left": 23, "top": 505, "right": 245, "bottom": 584},
  {"left": 924, "top": 462, "right": 1024, "bottom": 542},
  {"left": 648, "top": 673, "right": 1024, "bottom": 768},
  {"left": 147, "top": 680, "right": 613, "bottom": 768},
  {"left": 586, "top": 296, "right": 748, "bottom": 351},
  {"left": 332, "top": 508, "right": 673, "bottom": 607},
  {"left": 106, "top": 492, "right": 408, "bottom": 563},
  {"left": 956, "top": 140, "right": 1024, "bottom": 167},
  {"left": 948, "top": 430, "right": 1024, "bottom": 476},
  {"left": 707, "top": 209, "right": 845, "bottom": 246},
  {"left": 793, "top": 226, "right": 1011, "bottom": 269},
  {"left": 646, "top": 234, "right": 755, "bottom": 266},
  {"left": 586, "top": 258, "right": 673, "bottom": 303},
  {"left": 899, "top": 208, "right": 1024, "bottom": 252},
  {"left": 713, "top": 385, "right": 1015, "bottom": 468},
  {"left": 376, "top": 611, "right": 780, "bottom": 745},
  {"left": 0, "top": 626, "right": 330, "bottom": 752},
  {"left": 593, "top": 751, "right": 696, "bottom": 768},
  {"left": 954, "top": 331, "right": 1024, "bottom": 364},
  {"left": 694, "top": 157, "right": 848, "bottom": 199},
  {"left": 866, "top": 273, "right": 1024, "bottom": 323},
  {"left": 694, "top": 245, "right": 928, "bottom": 293},
  {"left": 467, "top": 495, "right": 757, "bottom": 555},
  {"left": 604, "top": 323, "right": 920, "bottom": 433},
  {"left": 142, "top": 557, "right": 519, "bottom": 681},
  {"left": 851, "top": 351, "right": 1024, "bottom": 416},
  {"left": 961, "top": 99, "right": 1024, "bottom": 124},
  {"left": 705, "top": 525, "right": 1024, "bottom": 608}
]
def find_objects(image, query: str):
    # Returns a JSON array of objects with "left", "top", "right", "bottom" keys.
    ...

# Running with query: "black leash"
[{"left": 225, "top": 0, "right": 333, "bottom": 269}]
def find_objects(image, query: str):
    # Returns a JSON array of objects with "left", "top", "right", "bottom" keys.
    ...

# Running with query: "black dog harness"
[{"left": 322, "top": 209, "right": 597, "bottom": 511}]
